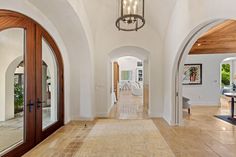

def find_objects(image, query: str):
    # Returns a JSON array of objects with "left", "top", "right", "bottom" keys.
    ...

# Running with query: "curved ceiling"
[
  {"left": 109, "top": 46, "right": 150, "bottom": 60},
  {"left": 82, "top": 0, "right": 176, "bottom": 39}
]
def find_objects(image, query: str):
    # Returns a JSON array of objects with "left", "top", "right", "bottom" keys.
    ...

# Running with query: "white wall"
[
  {"left": 0, "top": 28, "right": 24, "bottom": 121},
  {"left": 183, "top": 54, "right": 236, "bottom": 106}
]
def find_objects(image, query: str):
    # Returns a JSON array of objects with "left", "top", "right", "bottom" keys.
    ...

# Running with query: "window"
[
  {"left": 121, "top": 71, "right": 132, "bottom": 80},
  {"left": 221, "top": 64, "right": 230, "bottom": 87}
]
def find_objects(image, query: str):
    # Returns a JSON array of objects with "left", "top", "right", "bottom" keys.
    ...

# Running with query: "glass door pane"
[
  {"left": 41, "top": 38, "right": 58, "bottom": 129},
  {"left": 0, "top": 28, "right": 25, "bottom": 154}
]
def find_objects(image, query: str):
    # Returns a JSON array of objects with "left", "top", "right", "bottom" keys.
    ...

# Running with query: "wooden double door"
[{"left": 0, "top": 10, "right": 64, "bottom": 156}]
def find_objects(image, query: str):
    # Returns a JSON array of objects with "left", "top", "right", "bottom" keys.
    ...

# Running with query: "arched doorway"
[
  {"left": 110, "top": 56, "right": 146, "bottom": 119},
  {"left": 0, "top": 10, "right": 64, "bottom": 156},
  {"left": 174, "top": 19, "right": 236, "bottom": 125},
  {"left": 108, "top": 46, "right": 150, "bottom": 119}
]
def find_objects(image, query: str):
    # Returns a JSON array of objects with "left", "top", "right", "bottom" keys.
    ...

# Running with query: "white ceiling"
[{"left": 82, "top": 0, "right": 176, "bottom": 39}]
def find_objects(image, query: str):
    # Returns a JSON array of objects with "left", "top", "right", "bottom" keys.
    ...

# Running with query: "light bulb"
[
  {"left": 123, "top": 0, "right": 127, "bottom": 8},
  {"left": 133, "top": 5, "right": 136, "bottom": 14},
  {"left": 127, "top": 6, "right": 131, "bottom": 14}
]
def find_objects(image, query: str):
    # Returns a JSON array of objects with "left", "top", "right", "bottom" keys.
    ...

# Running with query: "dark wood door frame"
[
  {"left": 35, "top": 25, "right": 64, "bottom": 143},
  {"left": 0, "top": 11, "right": 36, "bottom": 157},
  {"left": 0, "top": 10, "right": 64, "bottom": 157}
]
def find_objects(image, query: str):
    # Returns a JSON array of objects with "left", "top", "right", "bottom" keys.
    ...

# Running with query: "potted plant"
[{"left": 14, "top": 83, "right": 24, "bottom": 114}]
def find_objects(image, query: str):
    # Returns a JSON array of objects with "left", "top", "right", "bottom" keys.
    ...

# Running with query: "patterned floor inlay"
[{"left": 75, "top": 119, "right": 175, "bottom": 157}]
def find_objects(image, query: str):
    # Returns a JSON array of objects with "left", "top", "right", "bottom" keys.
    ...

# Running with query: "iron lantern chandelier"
[{"left": 116, "top": 0, "right": 145, "bottom": 31}]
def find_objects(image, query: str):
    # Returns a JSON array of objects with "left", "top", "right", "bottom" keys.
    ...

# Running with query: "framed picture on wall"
[
  {"left": 182, "top": 64, "right": 202, "bottom": 85},
  {"left": 121, "top": 70, "right": 132, "bottom": 80}
]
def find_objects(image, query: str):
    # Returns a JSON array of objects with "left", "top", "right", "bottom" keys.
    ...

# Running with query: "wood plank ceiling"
[{"left": 190, "top": 20, "right": 236, "bottom": 55}]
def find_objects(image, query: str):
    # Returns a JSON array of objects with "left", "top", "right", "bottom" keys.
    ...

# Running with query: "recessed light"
[{"left": 197, "top": 43, "right": 201, "bottom": 47}]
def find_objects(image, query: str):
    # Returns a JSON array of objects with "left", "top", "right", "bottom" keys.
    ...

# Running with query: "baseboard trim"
[
  {"left": 96, "top": 112, "right": 109, "bottom": 117},
  {"left": 189, "top": 101, "right": 220, "bottom": 106},
  {"left": 71, "top": 116, "right": 95, "bottom": 121}
]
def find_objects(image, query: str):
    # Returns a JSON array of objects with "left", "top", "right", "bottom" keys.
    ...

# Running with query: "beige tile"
[
  {"left": 24, "top": 105, "right": 236, "bottom": 157},
  {"left": 109, "top": 90, "right": 148, "bottom": 119},
  {"left": 74, "top": 119, "right": 174, "bottom": 157},
  {"left": 153, "top": 106, "right": 236, "bottom": 157}
]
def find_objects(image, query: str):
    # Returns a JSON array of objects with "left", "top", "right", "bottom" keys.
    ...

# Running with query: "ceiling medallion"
[{"left": 116, "top": 0, "right": 145, "bottom": 31}]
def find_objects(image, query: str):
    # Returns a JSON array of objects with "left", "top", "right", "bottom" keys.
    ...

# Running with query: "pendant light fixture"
[{"left": 116, "top": 0, "right": 145, "bottom": 31}]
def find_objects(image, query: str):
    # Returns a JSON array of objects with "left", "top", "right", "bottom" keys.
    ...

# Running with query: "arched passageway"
[
  {"left": 174, "top": 19, "right": 236, "bottom": 125},
  {"left": 108, "top": 46, "right": 150, "bottom": 119}
]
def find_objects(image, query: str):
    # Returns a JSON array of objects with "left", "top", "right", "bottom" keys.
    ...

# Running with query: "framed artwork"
[
  {"left": 182, "top": 64, "right": 202, "bottom": 85},
  {"left": 121, "top": 70, "right": 132, "bottom": 80}
]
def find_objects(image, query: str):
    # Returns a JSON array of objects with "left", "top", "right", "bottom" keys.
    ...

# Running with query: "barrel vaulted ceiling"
[{"left": 82, "top": 0, "right": 177, "bottom": 39}]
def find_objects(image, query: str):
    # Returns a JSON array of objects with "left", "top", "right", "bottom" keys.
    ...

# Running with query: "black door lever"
[
  {"left": 36, "top": 98, "right": 46, "bottom": 108},
  {"left": 27, "top": 100, "right": 34, "bottom": 112}
]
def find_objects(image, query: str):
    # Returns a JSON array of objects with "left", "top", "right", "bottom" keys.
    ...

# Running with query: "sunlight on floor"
[{"left": 109, "top": 90, "right": 148, "bottom": 119}]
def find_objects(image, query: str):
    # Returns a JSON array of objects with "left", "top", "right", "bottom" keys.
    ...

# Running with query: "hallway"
[
  {"left": 2, "top": 1, "right": 236, "bottom": 156},
  {"left": 109, "top": 90, "right": 148, "bottom": 119}
]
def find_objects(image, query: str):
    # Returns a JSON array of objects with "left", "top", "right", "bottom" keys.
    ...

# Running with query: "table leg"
[{"left": 231, "top": 97, "right": 234, "bottom": 118}]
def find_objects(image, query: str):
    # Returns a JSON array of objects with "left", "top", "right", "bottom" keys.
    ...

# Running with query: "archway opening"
[
  {"left": 109, "top": 56, "right": 147, "bottom": 119},
  {"left": 108, "top": 46, "right": 150, "bottom": 119},
  {"left": 176, "top": 19, "right": 236, "bottom": 126}
]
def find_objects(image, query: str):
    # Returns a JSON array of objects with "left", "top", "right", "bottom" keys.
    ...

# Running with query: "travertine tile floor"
[
  {"left": 24, "top": 99, "right": 236, "bottom": 157},
  {"left": 109, "top": 90, "right": 148, "bottom": 119},
  {"left": 75, "top": 119, "right": 174, "bottom": 157},
  {"left": 153, "top": 106, "right": 236, "bottom": 157},
  {"left": 24, "top": 121, "right": 96, "bottom": 157},
  {"left": 24, "top": 119, "right": 175, "bottom": 157}
]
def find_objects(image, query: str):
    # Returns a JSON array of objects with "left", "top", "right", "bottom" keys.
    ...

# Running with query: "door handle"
[
  {"left": 27, "top": 100, "right": 34, "bottom": 112},
  {"left": 36, "top": 98, "right": 46, "bottom": 108}
]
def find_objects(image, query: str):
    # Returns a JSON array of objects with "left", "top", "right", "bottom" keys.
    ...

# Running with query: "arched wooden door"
[{"left": 0, "top": 10, "right": 64, "bottom": 157}]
